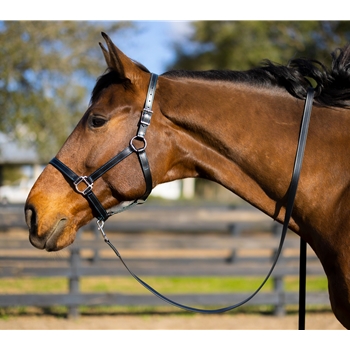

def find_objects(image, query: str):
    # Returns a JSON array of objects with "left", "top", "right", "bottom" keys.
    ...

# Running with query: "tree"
[
  {"left": 0, "top": 21, "right": 131, "bottom": 161},
  {"left": 171, "top": 21, "right": 350, "bottom": 71}
]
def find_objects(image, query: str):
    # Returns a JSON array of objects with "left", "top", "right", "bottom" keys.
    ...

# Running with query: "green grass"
[
  {"left": 0, "top": 275, "right": 328, "bottom": 294},
  {"left": 0, "top": 277, "right": 68, "bottom": 293},
  {"left": 0, "top": 275, "right": 329, "bottom": 317}
]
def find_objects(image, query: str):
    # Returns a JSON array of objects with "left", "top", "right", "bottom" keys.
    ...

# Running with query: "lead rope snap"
[
  {"left": 97, "top": 220, "right": 109, "bottom": 242},
  {"left": 96, "top": 220, "right": 123, "bottom": 259}
]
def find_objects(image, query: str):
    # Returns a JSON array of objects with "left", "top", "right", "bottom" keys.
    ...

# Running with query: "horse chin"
[
  {"left": 45, "top": 218, "right": 76, "bottom": 252},
  {"left": 28, "top": 217, "right": 75, "bottom": 252}
]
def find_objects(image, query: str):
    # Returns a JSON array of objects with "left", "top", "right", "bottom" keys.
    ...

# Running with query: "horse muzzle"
[{"left": 25, "top": 203, "right": 73, "bottom": 251}]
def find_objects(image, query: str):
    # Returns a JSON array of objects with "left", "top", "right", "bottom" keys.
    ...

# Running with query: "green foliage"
[
  {"left": 171, "top": 21, "right": 350, "bottom": 71},
  {"left": 2, "top": 165, "right": 25, "bottom": 184},
  {"left": 0, "top": 21, "right": 131, "bottom": 161}
]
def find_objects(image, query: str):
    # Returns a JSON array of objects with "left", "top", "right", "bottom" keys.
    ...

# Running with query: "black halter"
[
  {"left": 49, "top": 72, "right": 314, "bottom": 319},
  {"left": 49, "top": 73, "right": 158, "bottom": 222}
]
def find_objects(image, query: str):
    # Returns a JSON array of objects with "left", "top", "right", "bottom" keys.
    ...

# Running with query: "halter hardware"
[
  {"left": 140, "top": 107, "right": 153, "bottom": 125},
  {"left": 130, "top": 136, "right": 147, "bottom": 153},
  {"left": 74, "top": 176, "right": 94, "bottom": 195}
]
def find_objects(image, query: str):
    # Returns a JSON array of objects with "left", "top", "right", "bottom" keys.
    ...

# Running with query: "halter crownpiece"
[{"left": 49, "top": 73, "right": 158, "bottom": 223}]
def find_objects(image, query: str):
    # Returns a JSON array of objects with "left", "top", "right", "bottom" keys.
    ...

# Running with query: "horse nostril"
[{"left": 25, "top": 206, "right": 37, "bottom": 232}]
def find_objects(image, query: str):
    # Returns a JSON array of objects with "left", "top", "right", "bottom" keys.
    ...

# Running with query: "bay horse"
[{"left": 25, "top": 32, "right": 350, "bottom": 328}]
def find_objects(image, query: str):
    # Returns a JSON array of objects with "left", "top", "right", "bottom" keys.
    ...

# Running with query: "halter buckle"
[
  {"left": 74, "top": 176, "right": 93, "bottom": 195},
  {"left": 140, "top": 108, "right": 152, "bottom": 126}
]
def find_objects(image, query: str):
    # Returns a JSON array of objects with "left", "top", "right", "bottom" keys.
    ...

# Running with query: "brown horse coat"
[{"left": 25, "top": 33, "right": 350, "bottom": 328}]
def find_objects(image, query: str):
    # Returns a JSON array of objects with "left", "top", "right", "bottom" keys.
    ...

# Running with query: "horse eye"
[{"left": 90, "top": 115, "right": 108, "bottom": 128}]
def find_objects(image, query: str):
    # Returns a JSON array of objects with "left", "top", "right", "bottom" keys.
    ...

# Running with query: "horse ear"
[
  {"left": 99, "top": 40, "right": 112, "bottom": 67},
  {"left": 99, "top": 32, "right": 140, "bottom": 81}
]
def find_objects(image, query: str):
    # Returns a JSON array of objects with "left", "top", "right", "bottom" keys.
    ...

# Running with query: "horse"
[{"left": 25, "top": 32, "right": 350, "bottom": 329}]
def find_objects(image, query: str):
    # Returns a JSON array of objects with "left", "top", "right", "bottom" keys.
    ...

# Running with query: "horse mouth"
[
  {"left": 29, "top": 217, "right": 69, "bottom": 252},
  {"left": 45, "top": 218, "right": 69, "bottom": 251}
]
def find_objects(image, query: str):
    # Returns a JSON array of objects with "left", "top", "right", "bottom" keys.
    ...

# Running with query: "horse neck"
[{"left": 157, "top": 76, "right": 349, "bottom": 230}]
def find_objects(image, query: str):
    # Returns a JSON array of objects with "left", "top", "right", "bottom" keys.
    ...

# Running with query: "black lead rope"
[
  {"left": 288, "top": 88, "right": 314, "bottom": 330},
  {"left": 299, "top": 237, "right": 307, "bottom": 330},
  {"left": 295, "top": 88, "right": 315, "bottom": 330},
  {"left": 50, "top": 71, "right": 314, "bottom": 325}
]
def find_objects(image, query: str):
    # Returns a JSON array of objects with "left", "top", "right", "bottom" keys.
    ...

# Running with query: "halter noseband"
[{"left": 49, "top": 73, "right": 159, "bottom": 224}]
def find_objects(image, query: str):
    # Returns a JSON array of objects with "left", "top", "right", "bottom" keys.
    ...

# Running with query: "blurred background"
[
  {"left": 2, "top": 20, "right": 350, "bottom": 201},
  {"left": 0, "top": 20, "right": 350, "bottom": 327}
]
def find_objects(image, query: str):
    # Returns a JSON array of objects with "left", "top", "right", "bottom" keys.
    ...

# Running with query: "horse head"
[{"left": 25, "top": 33, "right": 178, "bottom": 251}]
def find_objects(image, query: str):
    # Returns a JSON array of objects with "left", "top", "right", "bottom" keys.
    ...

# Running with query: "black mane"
[
  {"left": 162, "top": 45, "right": 350, "bottom": 109},
  {"left": 92, "top": 46, "right": 350, "bottom": 109}
]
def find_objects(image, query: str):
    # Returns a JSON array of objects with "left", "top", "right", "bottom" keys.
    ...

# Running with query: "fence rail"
[{"left": 0, "top": 204, "right": 329, "bottom": 317}]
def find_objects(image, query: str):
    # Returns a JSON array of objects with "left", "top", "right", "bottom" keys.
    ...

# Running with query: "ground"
[{"left": 0, "top": 311, "right": 345, "bottom": 330}]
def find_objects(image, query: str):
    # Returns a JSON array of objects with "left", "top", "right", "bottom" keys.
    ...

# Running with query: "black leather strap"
[
  {"left": 89, "top": 146, "right": 134, "bottom": 182},
  {"left": 86, "top": 191, "right": 110, "bottom": 221},
  {"left": 285, "top": 87, "right": 314, "bottom": 222},
  {"left": 137, "top": 73, "right": 158, "bottom": 138},
  {"left": 50, "top": 157, "right": 80, "bottom": 183},
  {"left": 137, "top": 151, "right": 152, "bottom": 201}
]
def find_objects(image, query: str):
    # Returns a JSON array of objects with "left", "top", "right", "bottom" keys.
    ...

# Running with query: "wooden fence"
[{"left": 0, "top": 204, "right": 329, "bottom": 317}]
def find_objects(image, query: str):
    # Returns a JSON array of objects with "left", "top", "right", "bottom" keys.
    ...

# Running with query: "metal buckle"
[
  {"left": 140, "top": 108, "right": 152, "bottom": 126},
  {"left": 74, "top": 176, "right": 93, "bottom": 195}
]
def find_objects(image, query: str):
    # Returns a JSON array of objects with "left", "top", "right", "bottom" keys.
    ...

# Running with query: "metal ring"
[{"left": 130, "top": 136, "right": 147, "bottom": 153}]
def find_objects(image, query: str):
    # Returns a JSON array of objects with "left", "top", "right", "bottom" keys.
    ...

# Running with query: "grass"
[
  {"left": 0, "top": 275, "right": 328, "bottom": 294},
  {"left": 0, "top": 275, "right": 330, "bottom": 317}
]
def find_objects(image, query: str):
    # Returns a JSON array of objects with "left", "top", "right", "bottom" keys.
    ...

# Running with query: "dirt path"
[{"left": 0, "top": 312, "right": 345, "bottom": 330}]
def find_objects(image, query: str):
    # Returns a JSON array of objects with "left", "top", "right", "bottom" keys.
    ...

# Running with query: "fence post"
[
  {"left": 226, "top": 223, "right": 241, "bottom": 263},
  {"left": 273, "top": 275, "right": 286, "bottom": 316},
  {"left": 92, "top": 223, "right": 100, "bottom": 262},
  {"left": 68, "top": 246, "right": 81, "bottom": 318},
  {"left": 271, "top": 222, "right": 282, "bottom": 261}
]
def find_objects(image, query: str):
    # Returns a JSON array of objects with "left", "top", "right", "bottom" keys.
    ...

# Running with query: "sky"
[
  {"left": 108, "top": 21, "right": 193, "bottom": 74},
  {"left": 3, "top": 1, "right": 340, "bottom": 76}
]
